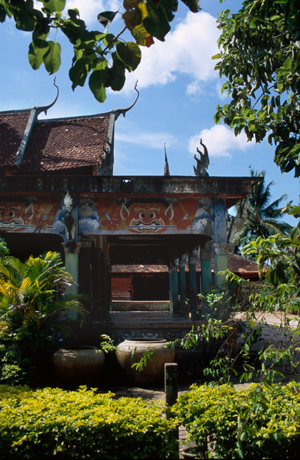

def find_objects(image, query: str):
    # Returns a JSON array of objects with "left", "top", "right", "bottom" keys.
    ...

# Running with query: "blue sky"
[{"left": 0, "top": 0, "right": 298, "bottom": 225}]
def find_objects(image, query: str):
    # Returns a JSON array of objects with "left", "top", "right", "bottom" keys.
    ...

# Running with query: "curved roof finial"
[
  {"left": 36, "top": 78, "right": 59, "bottom": 117},
  {"left": 109, "top": 81, "right": 139, "bottom": 120}
]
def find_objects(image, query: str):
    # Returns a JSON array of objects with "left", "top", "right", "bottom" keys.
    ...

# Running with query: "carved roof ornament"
[
  {"left": 193, "top": 138, "right": 209, "bottom": 177},
  {"left": 164, "top": 143, "right": 170, "bottom": 176},
  {"left": 101, "top": 81, "right": 139, "bottom": 121},
  {"left": 15, "top": 79, "right": 59, "bottom": 167}
]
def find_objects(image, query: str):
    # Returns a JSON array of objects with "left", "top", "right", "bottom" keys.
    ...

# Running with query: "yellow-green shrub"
[
  {"left": 173, "top": 382, "right": 300, "bottom": 459},
  {"left": 0, "top": 385, "right": 177, "bottom": 459}
]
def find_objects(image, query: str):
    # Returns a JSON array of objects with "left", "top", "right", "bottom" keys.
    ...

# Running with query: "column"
[
  {"left": 189, "top": 255, "right": 198, "bottom": 319},
  {"left": 213, "top": 197, "right": 230, "bottom": 286},
  {"left": 212, "top": 243, "right": 233, "bottom": 285},
  {"left": 200, "top": 244, "right": 212, "bottom": 294},
  {"left": 168, "top": 268, "right": 173, "bottom": 313},
  {"left": 62, "top": 242, "right": 81, "bottom": 320},
  {"left": 172, "top": 266, "right": 179, "bottom": 314},
  {"left": 79, "top": 239, "right": 92, "bottom": 299},
  {"left": 179, "top": 257, "right": 187, "bottom": 309},
  {"left": 91, "top": 247, "right": 103, "bottom": 319}
]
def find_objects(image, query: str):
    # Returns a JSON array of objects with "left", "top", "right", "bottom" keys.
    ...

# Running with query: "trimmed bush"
[
  {"left": 173, "top": 381, "right": 300, "bottom": 459},
  {"left": 0, "top": 385, "right": 177, "bottom": 459}
]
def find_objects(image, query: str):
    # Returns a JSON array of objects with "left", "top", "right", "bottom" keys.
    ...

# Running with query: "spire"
[{"left": 164, "top": 143, "right": 170, "bottom": 176}]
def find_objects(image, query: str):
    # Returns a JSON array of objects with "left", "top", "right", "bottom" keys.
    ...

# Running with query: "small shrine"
[{"left": 0, "top": 87, "right": 260, "bottom": 343}]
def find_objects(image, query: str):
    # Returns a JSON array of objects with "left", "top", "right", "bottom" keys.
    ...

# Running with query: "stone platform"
[{"left": 109, "top": 311, "right": 202, "bottom": 344}]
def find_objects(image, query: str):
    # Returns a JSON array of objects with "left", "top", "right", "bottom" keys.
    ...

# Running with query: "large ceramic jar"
[
  {"left": 51, "top": 346, "right": 105, "bottom": 385},
  {"left": 116, "top": 339, "right": 175, "bottom": 384}
]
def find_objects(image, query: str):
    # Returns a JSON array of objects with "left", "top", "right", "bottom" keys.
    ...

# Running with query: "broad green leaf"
[
  {"left": 69, "top": 58, "right": 89, "bottom": 90},
  {"left": 40, "top": 0, "right": 66, "bottom": 14},
  {"left": 43, "top": 41, "right": 61, "bottom": 74},
  {"left": 123, "top": 7, "right": 143, "bottom": 30},
  {"left": 181, "top": 0, "right": 200, "bottom": 13},
  {"left": 89, "top": 59, "right": 108, "bottom": 102},
  {"left": 0, "top": 4, "right": 6, "bottom": 22},
  {"left": 124, "top": 0, "right": 143, "bottom": 8},
  {"left": 131, "top": 23, "right": 154, "bottom": 47},
  {"left": 116, "top": 42, "right": 141, "bottom": 71},
  {"left": 144, "top": 2, "right": 170, "bottom": 41},
  {"left": 28, "top": 40, "right": 49, "bottom": 70},
  {"left": 107, "top": 58, "right": 126, "bottom": 91},
  {"left": 160, "top": 0, "right": 178, "bottom": 22}
]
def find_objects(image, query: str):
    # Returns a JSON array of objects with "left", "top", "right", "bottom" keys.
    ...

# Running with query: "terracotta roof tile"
[
  {"left": 20, "top": 116, "right": 110, "bottom": 173},
  {"left": 0, "top": 111, "right": 31, "bottom": 167},
  {"left": 0, "top": 111, "right": 111, "bottom": 173},
  {"left": 111, "top": 253, "right": 260, "bottom": 276}
]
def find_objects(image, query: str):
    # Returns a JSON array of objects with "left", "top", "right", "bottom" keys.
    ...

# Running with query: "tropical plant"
[
  {"left": 0, "top": 238, "right": 8, "bottom": 259},
  {"left": 0, "top": 251, "right": 88, "bottom": 385},
  {"left": 213, "top": 0, "right": 300, "bottom": 176},
  {"left": 229, "top": 170, "right": 291, "bottom": 254}
]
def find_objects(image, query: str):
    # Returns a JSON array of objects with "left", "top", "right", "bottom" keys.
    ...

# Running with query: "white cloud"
[
  {"left": 186, "top": 81, "right": 202, "bottom": 96},
  {"left": 124, "top": 11, "right": 220, "bottom": 93},
  {"left": 117, "top": 130, "right": 176, "bottom": 150},
  {"left": 189, "top": 125, "right": 253, "bottom": 159},
  {"left": 65, "top": 0, "right": 121, "bottom": 25}
]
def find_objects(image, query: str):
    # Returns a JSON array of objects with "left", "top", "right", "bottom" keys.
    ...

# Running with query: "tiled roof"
[
  {"left": 111, "top": 253, "right": 261, "bottom": 276},
  {"left": 0, "top": 110, "right": 111, "bottom": 173},
  {"left": 20, "top": 116, "right": 110, "bottom": 173},
  {"left": 0, "top": 111, "right": 31, "bottom": 167}
]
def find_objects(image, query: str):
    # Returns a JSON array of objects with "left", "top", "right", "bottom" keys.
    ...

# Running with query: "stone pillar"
[
  {"left": 212, "top": 243, "right": 233, "bottom": 285},
  {"left": 172, "top": 266, "right": 179, "bottom": 314},
  {"left": 189, "top": 255, "right": 198, "bottom": 319},
  {"left": 200, "top": 245, "right": 212, "bottom": 294},
  {"left": 62, "top": 242, "right": 81, "bottom": 320},
  {"left": 213, "top": 197, "right": 230, "bottom": 286},
  {"left": 91, "top": 247, "right": 103, "bottom": 319},
  {"left": 168, "top": 268, "right": 173, "bottom": 313},
  {"left": 179, "top": 258, "right": 187, "bottom": 308},
  {"left": 79, "top": 240, "right": 92, "bottom": 298}
]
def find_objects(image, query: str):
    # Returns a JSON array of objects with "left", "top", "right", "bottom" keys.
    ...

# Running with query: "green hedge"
[
  {"left": 0, "top": 385, "right": 177, "bottom": 459},
  {"left": 173, "top": 381, "right": 300, "bottom": 459}
]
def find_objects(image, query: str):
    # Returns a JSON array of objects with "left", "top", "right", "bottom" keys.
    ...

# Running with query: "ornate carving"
[
  {"left": 193, "top": 138, "right": 209, "bottom": 177},
  {"left": 141, "top": 332, "right": 158, "bottom": 339},
  {"left": 118, "top": 331, "right": 135, "bottom": 343},
  {"left": 166, "top": 331, "right": 181, "bottom": 340}
]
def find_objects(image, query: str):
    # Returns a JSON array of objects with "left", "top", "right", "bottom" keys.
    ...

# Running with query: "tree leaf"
[
  {"left": 89, "top": 59, "right": 108, "bottom": 102},
  {"left": 144, "top": 2, "right": 170, "bottom": 41},
  {"left": 107, "top": 57, "right": 126, "bottom": 91},
  {"left": 43, "top": 41, "right": 61, "bottom": 74},
  {"left": 97, "top": 11, "right": 118, "bottom": 28},
  {"left": 131, "top": 23, "right": 154, "bottom": 47},
  {"left": 40, "top": 0, "right": 66, "bottom": 14},
  {"left": 28, "top": 40, "right": 49, "bottom": 70},
  {"left": 116, "top": 42, "right": 141, "bottom": 71},
  {"left": 69, "top": 58, "right": 89, "bottom": 90},
  {"left": 181, "top": 0, "right": 200, "bottom": 13}
]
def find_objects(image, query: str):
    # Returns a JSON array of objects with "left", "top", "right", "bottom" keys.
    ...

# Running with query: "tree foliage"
[
  {"left": 0, "top": 0, "right": 200, "bottom": 102},
  {"left": 228, "top": 170, "right": 291, "bottom": 255},
  {"left": 213, "top": 0, "right": 300, "bottom": 175}
]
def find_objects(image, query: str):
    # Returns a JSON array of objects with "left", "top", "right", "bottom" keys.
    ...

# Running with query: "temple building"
[{"left": 0, "top": 89, "right": 260, "bottom": 342}]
